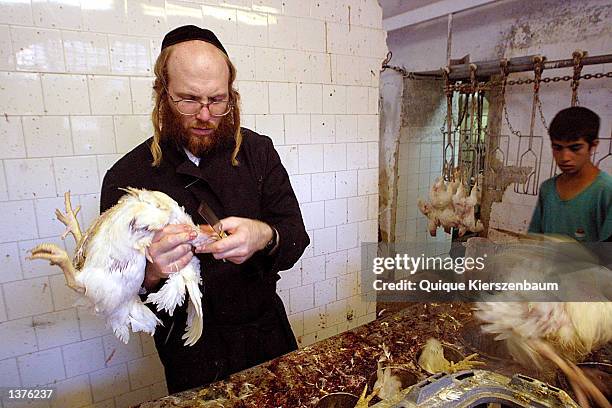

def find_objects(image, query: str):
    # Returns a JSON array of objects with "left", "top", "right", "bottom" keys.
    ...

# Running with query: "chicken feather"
[
  {"left": 475, "top": 236, "right": 612, "bottom": 408},
  {"left": 417, "top": 175, "right": 483, "bottom": 237},
  {"left": 29, "top": 188, "right": 216, "bottom": 346}
]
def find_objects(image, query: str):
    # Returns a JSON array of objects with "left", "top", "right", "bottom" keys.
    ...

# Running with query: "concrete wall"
[
  {"left": 384, "top": 0, "right": 611, "bottom": 236},
  {"left": 0, "top": 1, "right": 387, "bottom": 407}
]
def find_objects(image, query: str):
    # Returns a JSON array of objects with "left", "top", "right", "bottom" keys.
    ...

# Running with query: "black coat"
[{"left": 100, "top": 128, "right": 310, "bottom": 393}]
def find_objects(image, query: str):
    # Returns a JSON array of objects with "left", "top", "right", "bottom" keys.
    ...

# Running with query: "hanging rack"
[
  {"left": 485, "top": 59, "right": 510, "bottom": 192},
  {"left": 441, "top": 67, "right": 456, "bottom": 181},
  {"left": 386, "top": 50, "right": 611, "bottom": 197},
  {"left": 595, "top": 131, "right": 612, "bottom": 167},
  {"left": 513, "top": 56, "right": 545, "bottom": 195}
]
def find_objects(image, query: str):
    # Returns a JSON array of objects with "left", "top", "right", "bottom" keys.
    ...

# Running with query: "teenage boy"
[{"left": 529, "top": 106, "right": 612, "bottom": 241}]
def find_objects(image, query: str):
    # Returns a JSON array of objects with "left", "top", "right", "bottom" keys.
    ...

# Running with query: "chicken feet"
[
  {"left": 28, "top": 243, "right": 84, "bottom": 293},
  {"left": 531, "top": 340, "right": 610, "bottom": 408}
]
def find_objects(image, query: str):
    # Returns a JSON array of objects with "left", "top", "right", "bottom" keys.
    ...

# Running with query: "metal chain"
[
  {"left": 503, "top": 104, "right": 522, "bottom": 138},
  {"left": 571, "top": 50, "right": 586, "bottom": 106},
  {"left": 498, "top": 59, "right": 522, "bottom": 138},
  {"left": 444, "top": 71, "right": 612, "bottom": 92},
  {"left": 536, "top": 96, "right": 549, "bottom": 131}
]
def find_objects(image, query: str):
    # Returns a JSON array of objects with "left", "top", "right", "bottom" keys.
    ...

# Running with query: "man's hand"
[
  {"left": 144, "top": 224, "right": 198, "bottom": 290},
  {"left": 195, "top": 217, "right": 273, "bottom": 264}
]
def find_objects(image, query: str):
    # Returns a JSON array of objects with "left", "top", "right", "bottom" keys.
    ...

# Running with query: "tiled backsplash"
[{"left": 0, "top": 1, "right": 387, "bottom": 407}]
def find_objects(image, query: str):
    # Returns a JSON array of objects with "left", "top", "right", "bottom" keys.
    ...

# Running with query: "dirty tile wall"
[{"left": 0, "top": 1, "right": 388, "bottom": 407}]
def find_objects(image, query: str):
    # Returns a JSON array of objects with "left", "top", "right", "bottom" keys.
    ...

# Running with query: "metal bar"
[
  {"left": 446, "top": 13, "right": 453, "bottom": 66},
  {"left": 409, "top": 54, "right": 612, "bottom": 80}
]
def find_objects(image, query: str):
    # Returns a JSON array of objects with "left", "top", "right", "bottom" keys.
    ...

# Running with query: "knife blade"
[{"left": 197, "top": 202, "right": 228, "bottom": 240}]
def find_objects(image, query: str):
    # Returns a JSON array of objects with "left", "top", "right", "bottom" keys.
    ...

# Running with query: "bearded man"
[{"left": 100, "top": 25, "right": 309, "bottom": 394}]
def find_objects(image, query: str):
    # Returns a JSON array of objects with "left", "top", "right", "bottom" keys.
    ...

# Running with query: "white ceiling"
[
  {"left": 379, "top": 0, "right": 500, "bottom": 32},
  {"left": 379, "top": 0, "right": 442, "bottom": 19}
]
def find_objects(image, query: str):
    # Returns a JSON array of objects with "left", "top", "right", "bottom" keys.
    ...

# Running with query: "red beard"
[{"left": 160, "top": 99, "right": 234, "bottom": 157}]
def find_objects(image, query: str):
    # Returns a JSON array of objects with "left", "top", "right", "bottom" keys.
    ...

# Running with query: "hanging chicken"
[
  {"left": 417, "top": 173, "right": 482, "bottom": 237},
  {"left": 452, "top": 182, "right": 484, "bottom": 236},
  {"left": 28, "top": 189, "right": 215, "bottom": 346},
  {"left": 417, "top": 177, "right": 456, "bottom": 236},
  {"left": 475, "top": 236, "right": 612, "bottom": 408}
]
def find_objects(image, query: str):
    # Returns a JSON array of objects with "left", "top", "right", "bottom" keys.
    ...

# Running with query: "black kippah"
[{"left": 161, "top": 25, "right": 228, "bottom": 56}]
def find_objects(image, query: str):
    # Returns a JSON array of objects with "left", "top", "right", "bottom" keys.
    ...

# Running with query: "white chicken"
[
  {"left": 417, "top": 338, "right": 485, "bottom": 374},
  {"left": 372, "top": 364, "right": 402, "bottom": 401},
  {"left": 417, "top": 173, "right": 482, "bottom": 237},
  {"left": 452, "top": 183, "right": 484, "bottom": 236},
  {"left": 475, "top": 237, "right": 612, "bottom": 408},
  {"left": 429, "top": 177, "right": 454, "bottom": 209},
  {"left": 29, "top": 188, "right": 215, "bottom": 346}
]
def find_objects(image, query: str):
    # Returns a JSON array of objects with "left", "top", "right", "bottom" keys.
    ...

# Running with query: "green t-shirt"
[{"left": 528, "top": 171, "right": 612, "bottom": 241}]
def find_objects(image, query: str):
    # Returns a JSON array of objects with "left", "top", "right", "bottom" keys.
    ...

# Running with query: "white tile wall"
[
  {"left": 18, "top": 347, "right": 66, "bottom": 386},
  {"left": 90, "top": 364, "right": 130, "bottom": 402},
  {"left": 0, "top": 169, "right": 7, "bottom": 199},
  {"left": 268, "top": 82, "right": 296, "bottom": 113},
  {"left": 0, "top": 242, "right": 23, "bottom": 283},
  {"left": 0, "top": 357, "right": 20, "bottom": 387},
  {"left": 33, "top": 309, "right": 81, "bottom": 350},
  {"left": 311, "top": 172, "right": 335, "bottom": 201},
  {"left": 103, "top": 334, "right": 143, "bottom": 366},
  {"left": 23, "top": 116, "right": 73, "bottom": 157},
  {"left": 62, "top": 31, "right": 111, "bottom": 74},
  {"left": 51, "top": 374, "right": 92, "bottom": 408},
  {"left": 336, "top": 170, "right": 358, "bottom": 198},
  {"left": 236, "top": 10, "right": 268, "bottom": 46},
  {"left": 12, "top": 26, "right": 65, "bottom": 72},
  {"left": 0, "top": 0, "right": 386, "bottom": 405},
  {"left": 114, "top": 115, "right": 152, "bottom": 154},
  {"left": 0, "top": 317, "right": 38, "bottom": 360},
  {"left": 284, "top": 114, "right": 310, "bottom": 144},
  {"left": 71, "top": 116, "right": 116, "bottom": 155},
  {"left": 42, "top": 74, "right": 91, "bottom": 115},
  {"left": 126, "top": 360, "right": 164, "bottom": 398},
  {"left": 0, "top": 116, "right": 26, "bottom": 159},
  {"left": 0, "top": 72, "right": 45, "bottom": 115},
  {"left": 53, "top": 156, "right": 100, "bottom": 194},
  {"left": 301, "top": 254, "right": 325, "bottom": 285},
  {"left": 63, "top": 337, "right": 106, "bottom": 378},
  {"left": 311, "top": 115, "right": 335, "bottom": 143},
  {"left": 0, "top": 1, "right": 32, "bottom": 25},
  {"left": 4, "top": 276, "right": 54, "bottom": 320},
  {"left": 0, "top": 201, "right": 38, "bottom": 241},
  {"left": 5, "top": 158, "right": 57, "bottom": 199},
  {"left": 88, "top": 76, "right": 132, "bottom": 115}
]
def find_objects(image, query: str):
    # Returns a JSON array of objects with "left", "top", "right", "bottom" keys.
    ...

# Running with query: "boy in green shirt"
[{"left": 529, "top": 107, "right": 612, "bottom": 241}]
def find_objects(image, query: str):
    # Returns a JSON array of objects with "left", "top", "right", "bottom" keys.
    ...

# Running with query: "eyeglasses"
[{"left": 167, "top": 93, "right": 233, "bottom": 117}]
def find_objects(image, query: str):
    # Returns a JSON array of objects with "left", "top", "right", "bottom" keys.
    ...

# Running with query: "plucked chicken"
[
  {"left": 417, "top": 174, "right": 482, "bottom": 237},
  {"left": 452, "top": 182, "right": 484, "bottom": 236},
  {"left": 29, "top": 189, "right": 215, "bottom": 346}
]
